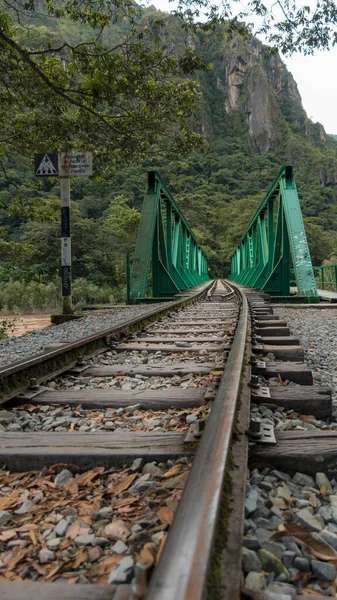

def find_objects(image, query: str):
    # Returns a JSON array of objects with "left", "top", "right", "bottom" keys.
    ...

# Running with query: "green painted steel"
[
  {"left": 229, "top": 166, "right": 318, "bottom": 301},
  {"left": 128, "top": 171, "right": 209, "bottom": 303},
  {"left": 313, "top": 265, "right": 337, "bottom": 292}
]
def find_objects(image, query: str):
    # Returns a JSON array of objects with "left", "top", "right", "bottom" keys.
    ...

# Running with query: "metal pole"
[
  {"left": 60, "top": 177, "right": 72, "bottom": 314},
  {"left": 126, "top": 252, "right": 131, "bottom": 305}
]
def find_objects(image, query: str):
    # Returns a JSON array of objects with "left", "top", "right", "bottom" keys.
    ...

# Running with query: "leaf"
[
  {"left": 210, "top": 370, "right": 223, "bottom": 376},
  {"left": 156, "top": 533, "right": 167, "bottom": 564},
  {"left": 112, "top": 473, "right": 137, "bottom": 496},
  {"left": 64, "top": 478, "right": 79, "bottom": 495},
  {"left": 0, "top": 530, "right": 16, "bottom": 541},
  {"left": 72, "top": 548, "right": 87, "bottom": 569},
  {"left": 16, "top": 523, "right": 39, "bottom": 532},
  {"left": 0, "top": 490, "right": 21, "bottom": 510},
  {"left": 300, "top": 588, "right": 326, "bottom": 596},
  {"left": 162, "top": 465, "right": 182, "bottom": 479},
  {"left": 114, "top": 496, "right": 138, "bottom": 509},
  {"left": 156, "top": 507, "right": 174, "bottom": 526},
  {"left": 277, "top": 372, "right": 283, "bottom": 383},
  {"left": 271, "top": 524, "right": 337, "bottom": 560},
  {"left": 6, "top": 547, "right": 28, "bottom": 571},
  {"left": 29, "top": 529, "right": 37, "bottom": 546},
  {"left": 96, "top": 555, "right": 124, "bottom": 575},
  {"left": 139, "top": 546, "right": 154, "bottom": 568},
  {"left": 75, "top": 467, "right": 104, "bottom": 487},
  {"left": 299, "top": 415, "right": 317, "bottom": 424},
  {"left": 69, "top": 423, "right": 75, "bottom": 432},
  {"left": 65, "top": 521, "right": 90, "bottom": 540}
]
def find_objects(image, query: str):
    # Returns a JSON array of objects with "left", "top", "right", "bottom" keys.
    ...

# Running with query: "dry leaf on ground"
[
  {"left": 271, "top": 524, "right": 337, "bottom": 561},
  {"left": 156, "top": 507, "right": 174, "bottom": 526}
]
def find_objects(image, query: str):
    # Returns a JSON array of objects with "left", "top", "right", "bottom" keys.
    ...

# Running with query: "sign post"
[
  {"left": 60, "top": 177, "right": 72, "bottom": 313},
  {"left": 35, "top": 151, "right": 92, "bottom": 315}
]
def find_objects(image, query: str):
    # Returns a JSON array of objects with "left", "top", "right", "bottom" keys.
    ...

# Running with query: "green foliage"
[
  {"left": 0, "top": 1, "right": 207, "bottom": 173},
  {"left": 0, "top": 277, "right": 119, "bottom": 313}
]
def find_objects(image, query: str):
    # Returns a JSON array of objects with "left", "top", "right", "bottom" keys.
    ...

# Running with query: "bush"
[{"left": 0, "top": 278, "right": 123, "bottom": 312}]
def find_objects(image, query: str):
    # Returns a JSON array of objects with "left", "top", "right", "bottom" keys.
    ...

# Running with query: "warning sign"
[
  {"left": 35, "top": 153, "right": 59, "bottom": 176},
  {"left": 59, "top": 152, "right": 92, "bottom": 177},
  {"left": 35, "top": 152, "right": 93, "bottom": 177}
]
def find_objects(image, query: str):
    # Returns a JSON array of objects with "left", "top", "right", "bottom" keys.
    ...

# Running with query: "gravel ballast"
[
  {"left": 243, "top": 305, "right": 337, "bottom": 596},
  {"left": 0, "top": 304, "right": 172, "bottom": 367},
  {"left": 274, "top": 307, "right": 337, "bottom": 405}
]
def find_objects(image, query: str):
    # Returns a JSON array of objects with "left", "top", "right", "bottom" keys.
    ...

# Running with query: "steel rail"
[
  {"left": 0, "top": 281, "right": 213, "bottom": 400},
  {"left": 145, "top": 284, "right": 248, "bottom": 600}
]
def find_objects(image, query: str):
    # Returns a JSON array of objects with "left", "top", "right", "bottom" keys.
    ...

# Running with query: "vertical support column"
[
  {"left": 60, "top": 177, "right": 72, "bottom": 314},
  {"left": 126, "top": 252, "right": 131, "bottom": 305},
  {"left": 152, "top": 217, "right": 160, "bottom": 298},
  {"left": 166, "top": 203, "right": 172, "bottom": 275}
]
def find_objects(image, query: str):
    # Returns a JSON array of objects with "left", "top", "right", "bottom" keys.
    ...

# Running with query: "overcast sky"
[{"left": 150, "top": 0, "right": 337, "bottom": 134}]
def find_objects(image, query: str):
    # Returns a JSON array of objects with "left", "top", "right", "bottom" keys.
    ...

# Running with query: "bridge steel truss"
[
  {"left": 127, "top": 171, "right": 209, "bottom": 304},
  {"left": 229, "top": 166, "right": 319, "bottom": 302}
]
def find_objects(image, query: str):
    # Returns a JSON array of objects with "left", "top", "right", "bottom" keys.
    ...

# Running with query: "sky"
[{"left": 149, "top": 0, "right": 337, "bottom": 134}]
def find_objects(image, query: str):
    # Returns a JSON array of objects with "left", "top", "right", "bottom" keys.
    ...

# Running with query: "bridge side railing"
[
  {"left": 313, "top": 265, "right": 337, "bottom": 292},
  {"left": 228, "top": 166, "right": 319, "bottom": 302},
  {"left": 127, "top": 171, "right": 209, "bottom": 304}
]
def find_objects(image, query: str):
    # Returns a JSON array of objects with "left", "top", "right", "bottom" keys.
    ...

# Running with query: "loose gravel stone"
[
  {"left": 242, "top": 547, "right": 261, "bottom": 572},
  {"left": 0, "top": 510, "right": 11, "bottom": 524},
  {"left": 257, "top": 549, "right": 289, "bottom": 577},
  {"left": 245, "top": 572, "right": 265, "bottom": 591},
  {"left": 54, "top": 469, "right": 73, "bottom": 487},
  {"left": 311, "top": 559, "right": 337, "bottom": 581},
  {"left": 108, "top": 556, "right": 134, "bottom": 584},
  {"left": 104, "top": 519, "right": 131, "bottom": 542},
  {"left": 295, "top": 507, "right": 324, "bottom": 532},
  {"left": 38, "top": 549, "right": 55, "bottom": 564}
]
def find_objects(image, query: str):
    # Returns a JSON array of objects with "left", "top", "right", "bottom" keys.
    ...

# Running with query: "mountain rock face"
[{"left": 208, "top": 35, "right": 326, "bottom": 154}]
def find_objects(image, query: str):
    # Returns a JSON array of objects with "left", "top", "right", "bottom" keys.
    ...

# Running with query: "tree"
[
  {"left": 174, "top": 0, "right": 337, "bottom": 54},
  {"left": 0, "top": 0, "right": 208, "bottom": 174}
]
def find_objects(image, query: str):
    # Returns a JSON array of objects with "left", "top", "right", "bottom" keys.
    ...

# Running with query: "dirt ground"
[{"left": 2, "top": 314, "right": 51, "bottom": 337}]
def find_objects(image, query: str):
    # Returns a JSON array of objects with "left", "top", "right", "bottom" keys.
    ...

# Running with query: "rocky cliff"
[{"left": 201, "top": 33, "right": 327, "bottom": 154}]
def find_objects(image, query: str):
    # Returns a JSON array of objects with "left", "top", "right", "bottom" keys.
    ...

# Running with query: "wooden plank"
[
  {"left": 132, "top": 337, "right": 225, "bottom": 343},
  {"left": 0, "top": 431, "right": 191, "bottom": 471},
  {"left": 164, "top": 321, "right": 231, "bottom": 326},
  {"left": 255, "top": 326, "right": 290, "bottom": 336},
  {"left": 260, "top": 345, "right": 304, "bottom": 361},
  {"left": 168, "top": 316, "right": 235, "bottom": 321},
  {"left": 254, "top": 318, "right": 286, "bottom": 325},
  {"left": 242, "top": 591, "right": 321, "bottom": 600},
  {"left": 0, "top": 582, "right": 131, "bottom": 600},
  {"left": 148, "top": 328, "right": 226, "bottom": 334},
  {"left": 250, "top": 430, "right": 337, "bottom": 477},
  {"left": 20, "top": 387, "right": 207, "bottom": 409},
  {"left": 252, "top": 362, "right": 313, "bottom": 385},
  {"left": 116, "top": 343, "right": 227, "bottom": 353},
  {"left": 85, "top": 363, "right": 215, "bottom": 377},
  {"left": 259, "top": 336, "right": 298, "bottom": 345},
  {"left": 253, "top": 314, "right": 281, "bottom": 322},
  {"left": 253, "top": 385, "right": 332, "bottom": 419}
]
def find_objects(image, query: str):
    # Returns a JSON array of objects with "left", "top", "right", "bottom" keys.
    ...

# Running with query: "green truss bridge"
[{"left": 127, "top": 165, "right": 320, "bottom": 304}]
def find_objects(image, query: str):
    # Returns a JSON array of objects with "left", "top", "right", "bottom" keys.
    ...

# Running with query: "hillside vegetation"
[{"left": 1, "top": 8, "right": 337, "bottom": 310}]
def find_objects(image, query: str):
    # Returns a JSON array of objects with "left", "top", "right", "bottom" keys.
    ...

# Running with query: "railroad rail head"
[
  {"left": 127, "top": 171, "right": 209, "bottom": 304},
  {"left": 229, "top": 166, "right": 319, "bottom": 303}
]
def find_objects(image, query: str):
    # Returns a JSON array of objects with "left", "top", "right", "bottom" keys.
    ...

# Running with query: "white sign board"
[
  {"left": 61, "top": 237, "right": 71, "bottom": 266},
  {"left": 59, "top": 152, "right": 93, "bottom": 177}
]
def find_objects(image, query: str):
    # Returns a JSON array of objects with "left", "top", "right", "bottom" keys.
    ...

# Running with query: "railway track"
[
  {"left": 0, "top": 279, "right": 243, "bottom": 600},
  {"left": 1, "top": 281, "right": 336, "bottom": 600}
]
